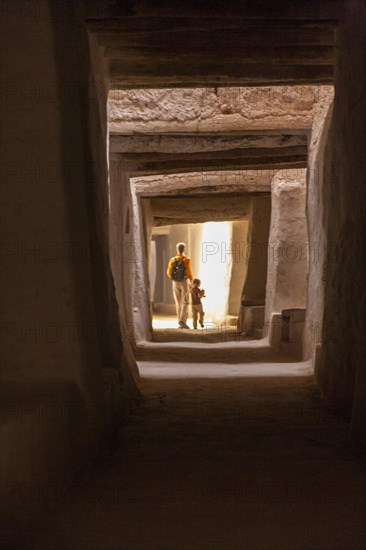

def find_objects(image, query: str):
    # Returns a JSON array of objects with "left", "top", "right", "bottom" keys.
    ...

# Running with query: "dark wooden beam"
[
  {"left": 105, "top": 46, "right": 333, "bottom": 66},
  {"left": 92, "top": 22, "right": 335, "bottom": 48},
  {"left": 148, "top": 195, "right": 252, "bottom": 224},
  {"left": 150, "top": 195, "right": 250, "bottom": 215},
  {"left": 121, "top": 145, "right": 307, "bottom": 164},
  {"left": 129, "top": 156, "right": 307, "bottom": 176},
  {"left": 88, "top": 18, "right": 335, "bottom": 36},
  {"left": 85, "top": 2, "right": 341, "bottom": 20},
  {"left": 142, "top": 191, "right": 271, "bottom": 199},
  {"left": 132, "top": 171, "right": 273, "bottom": 197},
  {"left": 109, "top": 63, "right": 333, "bottom": 88},
  {"left": 110, "top": 134, "right": 308, "bottom": 154},
  {"left": 88, "top": 16, "right": 336, "bottom": 87}
]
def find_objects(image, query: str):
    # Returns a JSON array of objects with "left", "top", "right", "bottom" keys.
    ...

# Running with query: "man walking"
[{"left": 166, "top": 242, "right": 193, "bottom": 329}]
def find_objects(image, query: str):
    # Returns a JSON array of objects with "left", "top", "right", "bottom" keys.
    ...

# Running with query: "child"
[{"left": 190, "top": 278, "right": 206, "bottom": 329}]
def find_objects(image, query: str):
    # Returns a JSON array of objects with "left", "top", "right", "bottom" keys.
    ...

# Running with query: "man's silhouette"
[{"left": 166, "top": 242, "right": 193, "bottom": 329}]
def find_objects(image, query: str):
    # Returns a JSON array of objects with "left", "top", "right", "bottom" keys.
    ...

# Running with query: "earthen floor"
[{"left": 31, "top": 341, "right": 365, "bottom": 550}]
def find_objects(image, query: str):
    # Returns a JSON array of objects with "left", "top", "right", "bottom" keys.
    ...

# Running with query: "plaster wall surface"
[
  {"left": 237, "top": 197, "right": 271, "bottom": 333},
  {"left": 315, "top": 0, "right": 366, "bottom": 444},
  {"left": 263, "top": 170, "right": 308, "bottom": 335},
  {"left": 241, "top": 196, "right": 271, "bottom": 306},
  {"left": 110, "top": 163, "right": 154, "bottom": 345},
  {"left": 303, "top": 103, "right": 333, "bottom": 362},
  {"left": 108, "top": 161, "right": 141, "bottom": 376},
  {"left": 0, "top": 3, "right": 136, "bottom": 545},
  {"left": 135, "top": 196, "right": 154, "bottom": 340},
  {"left": 228, "top": 221, "right": 249, "bottom": 316}
]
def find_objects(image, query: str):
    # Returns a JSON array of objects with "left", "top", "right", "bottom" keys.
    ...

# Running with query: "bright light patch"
[{"left": 198, "top": 221, "right": 233, "bottom": 324}]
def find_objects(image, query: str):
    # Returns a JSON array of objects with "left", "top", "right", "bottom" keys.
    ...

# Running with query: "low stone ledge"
[
  {"left": 238, "top": 305, "right": 265, "bottom": 337},
  {"left": 268, "top": 308, "right": 306, "bottom": 358}
]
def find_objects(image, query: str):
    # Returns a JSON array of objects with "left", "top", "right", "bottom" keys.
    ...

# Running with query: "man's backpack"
[{"left": 171, "top": 257, "right": 186, "bottom": 281}]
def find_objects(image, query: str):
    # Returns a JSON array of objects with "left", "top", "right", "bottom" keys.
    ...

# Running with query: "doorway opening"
[
  {"left": 108, "top": 85, "right": 333, "bottom": 358},
  {"left": 150, "top": 220, "right": 247, "bottom": 330}
]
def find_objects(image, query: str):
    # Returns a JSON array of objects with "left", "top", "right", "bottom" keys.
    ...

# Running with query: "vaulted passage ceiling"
[{"left": 100, "top": 2, "right": 335, "bottom": 241}]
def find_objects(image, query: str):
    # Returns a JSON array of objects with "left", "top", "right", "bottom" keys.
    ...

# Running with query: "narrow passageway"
[
  {"left": 31, "top": 342, "right": 365, "bottom": 550},
  {"left": 2, "top": 3, "right": 366, "bottom": 549},
  {"left": 152, "top": 315, "right": 255, "bottom": 344}
]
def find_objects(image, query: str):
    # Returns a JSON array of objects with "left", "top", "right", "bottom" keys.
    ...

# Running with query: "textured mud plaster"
[
  {"left": 133, "top": 171, "right": 272, "bottom": 197},
  {"left": 295, "top": 87, "right": 333, "bottom": 361},
  {"left": 0, "top": 3, "right": 134, "bottom": 546},
  {"left": 109, "top": 161, "right": 153, "bottom": 346},
  {"left": 108, "top": 161, "right": 141, "bottom": 380},
  {"left": 303, "top": 103, "right": 334, "bottom": 363},
  {"left": 241, "top": 195, "right": 271, "bottom": 305},
  {"left": 315, "top": 1, "right": 366, "bottom": 444},
  {"left": 133, "top": 195, "right": 154, "bottom": 341},
  {"left": 87, "top": 37, "right": 140, "bottom": 395},
  {"left": 238, "top": 196, "right": 271, "bottom": 332},
  {"left": 110, "top": 134, "right": 307, "bottom": 154},
  {"left": 228, "top": 221, "right": 249, "bottom": 316},
  {"left": 263, "top": 170, "right": 308, "bottom": 336},
  {"left": 149, "top": 195, "right": 251, "bottom": 225},
  {"left": 108, "top": 86, "right": 333, "bottom": 133}
]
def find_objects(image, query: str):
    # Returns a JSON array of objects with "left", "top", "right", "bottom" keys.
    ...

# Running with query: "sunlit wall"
[
  {"left": 152, "top": 221, "right": 238, "bottom": 327},
  {"left": 197, "top": 221, "right": 233, "bottom": 324}
]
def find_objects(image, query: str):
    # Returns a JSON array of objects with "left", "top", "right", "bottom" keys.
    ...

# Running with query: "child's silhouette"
[{"left": 190, "top": 278, "right": 205, "bottom": 329}]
